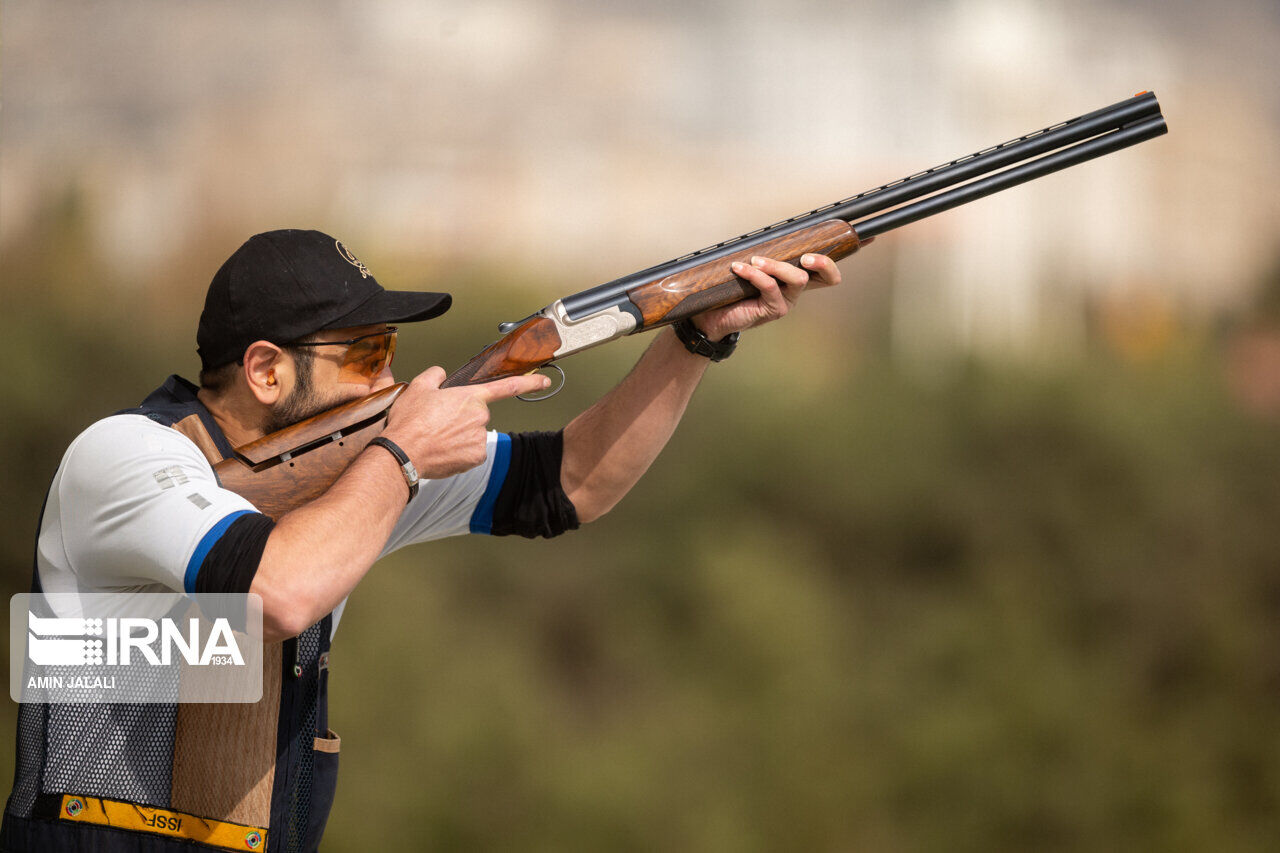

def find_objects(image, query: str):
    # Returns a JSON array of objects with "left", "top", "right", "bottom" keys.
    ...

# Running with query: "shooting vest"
[{"left": 3, "top": 376, "right": 338, "bottom": 853}]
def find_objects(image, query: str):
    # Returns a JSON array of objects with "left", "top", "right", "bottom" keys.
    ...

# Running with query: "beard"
[{"left": 261, "top": 360, "right": 350, "bottom": 434}]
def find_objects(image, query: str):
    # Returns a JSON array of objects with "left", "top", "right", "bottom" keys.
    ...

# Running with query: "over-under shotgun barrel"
[
  {"left": 851, "top": 113, "right": 1167, "bottom": 239},
  {"left": 560, "top": 91, "right": 1166, "bottom": 321},
  {"left": 442, "top": 91, "right": 1166, "bottom": 390}
]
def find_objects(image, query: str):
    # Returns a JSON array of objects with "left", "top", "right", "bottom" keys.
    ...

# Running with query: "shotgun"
[{"left": 214, "top": 91, "right": 1168, "bottom": 517}]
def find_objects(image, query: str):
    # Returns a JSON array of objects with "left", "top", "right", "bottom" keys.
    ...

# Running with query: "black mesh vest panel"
[{"left": 2, "top": 376, "right": 337, "bottom": 853}]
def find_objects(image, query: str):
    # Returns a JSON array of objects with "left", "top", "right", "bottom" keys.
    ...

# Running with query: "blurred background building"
[
  {"left": 3, "top": 2, "right": 1280, "bottom": 851},
  {"left": 4, "top": 0, "right": 1277, "bottom": 358}
]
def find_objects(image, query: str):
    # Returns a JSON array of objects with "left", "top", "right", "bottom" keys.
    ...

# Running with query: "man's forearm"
[
  {"left": 247, "top": 369, "right": 549, "bottom": 642},
  {"left": 560, "top": 327, "right": 711, "bottom": 522},
  {"left": 251, "top": 447, "right": 409, "bottom": 640}
]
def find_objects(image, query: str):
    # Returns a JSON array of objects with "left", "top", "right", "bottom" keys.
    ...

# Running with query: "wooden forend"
[{"left": 627, "top": 220, "right": 862, "bottom": 328}]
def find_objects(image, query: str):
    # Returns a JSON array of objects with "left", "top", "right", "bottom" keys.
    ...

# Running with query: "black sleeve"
[
  {"left": 489, "top": 430, "right": 580, "bottom": 539},
  {"left": 194, "top": 512, "right": 275, "bottom": 594}
]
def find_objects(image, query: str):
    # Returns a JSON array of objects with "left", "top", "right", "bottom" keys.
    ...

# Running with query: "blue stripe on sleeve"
[
  {"left": 184, "top": 510, "right": 255, "bottom": 594},
  {"left": 469, "top": 433, "right": 512, "bottom": 535}
]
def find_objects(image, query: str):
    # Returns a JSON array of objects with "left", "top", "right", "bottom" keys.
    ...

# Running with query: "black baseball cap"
[{"left": 197, "top": 229, "right": 451, "bottom": 370}]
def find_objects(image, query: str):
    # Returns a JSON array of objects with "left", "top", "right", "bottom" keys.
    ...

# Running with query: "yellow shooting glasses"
[{"left": 288, "top": 326, "right": 398, "bottom": 383}]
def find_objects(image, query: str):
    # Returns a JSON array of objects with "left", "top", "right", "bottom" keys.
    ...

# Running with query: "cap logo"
[{"left": 335, "top": 241, "right": 371, "bottom": 279}]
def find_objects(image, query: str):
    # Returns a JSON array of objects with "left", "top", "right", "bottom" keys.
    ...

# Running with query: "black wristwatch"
[
  {"left": 367, "top": 437, "right": 420, "bottom": 503},
  {"left": 673, "top": 318, "right": 739, "bottom": 362}
]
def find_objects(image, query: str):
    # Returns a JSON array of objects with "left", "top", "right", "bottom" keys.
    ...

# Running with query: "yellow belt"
[{"left": 56, "top": 794, "right": 266, "bottom": 851}]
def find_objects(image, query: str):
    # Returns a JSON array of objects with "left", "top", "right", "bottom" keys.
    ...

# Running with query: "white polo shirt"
[{"left": 37, "top": 414, "right": 510, "bottom": 633}]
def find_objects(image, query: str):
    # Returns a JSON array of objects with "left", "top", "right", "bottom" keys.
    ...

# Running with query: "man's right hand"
[{"left": 381, "top": 367, "right": 550, "bottom": 479}]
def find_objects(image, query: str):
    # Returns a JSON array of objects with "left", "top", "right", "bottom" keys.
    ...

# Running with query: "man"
[{"left": 3, "top": 229, "right": 841, "bottom": 852}]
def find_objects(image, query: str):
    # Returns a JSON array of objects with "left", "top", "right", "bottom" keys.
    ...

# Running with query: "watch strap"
[
  {"left": 673, "top": 318, "right": 739, "bottom": 362},
  {"left": 367, "top": 436, "right": 419, "bottom": 502}
]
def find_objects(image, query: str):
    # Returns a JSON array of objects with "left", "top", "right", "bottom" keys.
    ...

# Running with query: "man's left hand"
[{"left": 691, "top": 253, "right": 842, "bottom": 343}]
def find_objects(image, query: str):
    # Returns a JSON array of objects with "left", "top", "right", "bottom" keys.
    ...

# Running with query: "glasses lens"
[{"left": 336, "top": 329, "right": 397, "bottom": 383}]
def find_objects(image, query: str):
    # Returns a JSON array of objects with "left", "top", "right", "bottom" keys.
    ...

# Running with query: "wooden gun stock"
[
  {"left": 441, "top": 314, "right": 564, "bottom": 388},
  {"left": 214, "top": 383, "right": 406, "bottom": 518}
]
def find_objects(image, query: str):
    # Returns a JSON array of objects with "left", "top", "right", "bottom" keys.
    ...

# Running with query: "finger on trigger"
[{"left": 480, "top": 372, "right": 550, "bottom": 402}]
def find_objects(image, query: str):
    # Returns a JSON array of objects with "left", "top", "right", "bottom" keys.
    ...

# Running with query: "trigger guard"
[{"left": 516, "top": 364, "right": 565, "bottom": 402}]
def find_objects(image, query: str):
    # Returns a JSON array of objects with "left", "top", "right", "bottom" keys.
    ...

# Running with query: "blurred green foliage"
[{"left": 2, "top": 207, "right": 1278, "bottom": 851}]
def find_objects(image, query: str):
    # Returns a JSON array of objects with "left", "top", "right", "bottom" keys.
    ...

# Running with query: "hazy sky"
[{"left": 4, "top": 0, "right": 1277, "bottom": 351}]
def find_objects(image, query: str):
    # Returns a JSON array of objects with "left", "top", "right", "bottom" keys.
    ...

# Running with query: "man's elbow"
[
  {"left": 565, "top": 489, "right": 616, "bottom": 526},
  {"left": 260, "top": 608, "right": 308, "bottom": 644},
  {"left": 260, "top": 603, "right": 311, "bottom": 643},
  {"left": 251, "top": 577, "right": 315, "bottom": 642}
]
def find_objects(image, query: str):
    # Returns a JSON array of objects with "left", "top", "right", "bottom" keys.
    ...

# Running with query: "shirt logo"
[
  {"left": 153, "top": 466, "right": 189, "bottom": 490},
  {"left": 335, "top": 241, "right": 371, "bottom": 278}
]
